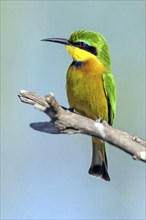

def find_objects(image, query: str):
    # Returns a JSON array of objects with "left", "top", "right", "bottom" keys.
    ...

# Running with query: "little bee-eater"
[{"left": 42, "top": 30, "right": 116, "bottom": 181}]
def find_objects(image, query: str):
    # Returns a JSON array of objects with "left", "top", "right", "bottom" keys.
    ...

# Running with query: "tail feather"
[{"left": 88, "top": 137, "right": 110, "bottom": 181}]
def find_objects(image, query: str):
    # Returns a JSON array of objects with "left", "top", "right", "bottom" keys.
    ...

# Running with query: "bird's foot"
[
  {"left": 61, "top": 106, "right": 76, "bottom": 113},
  {"left": 95, "top": 118, "right": 103, "bottom": 123}
]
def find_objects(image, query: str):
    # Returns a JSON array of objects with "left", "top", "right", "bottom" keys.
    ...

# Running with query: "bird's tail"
[{"left": 88, "top": 137, "right": 110, "bottom": 181}]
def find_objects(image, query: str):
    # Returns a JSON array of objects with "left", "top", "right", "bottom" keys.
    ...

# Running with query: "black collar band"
[{"left": 71, "top": 60, "right": 83, "bottom": 68}]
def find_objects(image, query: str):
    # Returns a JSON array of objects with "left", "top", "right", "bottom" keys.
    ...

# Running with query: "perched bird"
[{"left": 42, "top": 30, "right": 116, "bottom": 181}]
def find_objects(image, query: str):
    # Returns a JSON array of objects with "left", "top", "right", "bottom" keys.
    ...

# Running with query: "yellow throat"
[{"left": 66, "top": 45, "right": 107, "bottom": 73}]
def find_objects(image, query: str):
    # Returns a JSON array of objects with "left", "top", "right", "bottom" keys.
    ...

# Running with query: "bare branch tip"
[
  {"left": 133, "top": 151, "right": 146, "bottom": 161},
  {"left": 139, "top": 151, "right": 146, "bottom": 161},
  {"left": 49, "top": 92, "right": 54, "bottom": 97},
  {"left": 20, "top": 90, "right": 27, "bottom": 94}
]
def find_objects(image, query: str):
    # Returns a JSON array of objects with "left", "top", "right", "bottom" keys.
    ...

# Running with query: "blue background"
[{"left": 1, "top": 1, "right": 145, "bottom": 219}]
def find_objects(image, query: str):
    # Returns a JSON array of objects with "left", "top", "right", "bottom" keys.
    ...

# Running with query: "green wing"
[{"left": 103, "top": 73, "right": 116, "bottom": 125}]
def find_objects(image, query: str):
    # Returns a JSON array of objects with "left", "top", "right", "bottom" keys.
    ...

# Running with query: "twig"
[{"left": 18, "top": 90, "right": 146, "bottom": 162}]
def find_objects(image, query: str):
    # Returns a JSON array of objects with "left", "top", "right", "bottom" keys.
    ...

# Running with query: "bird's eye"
[{"left": 79, "top": 41, "right": 86, "bottom": 47}]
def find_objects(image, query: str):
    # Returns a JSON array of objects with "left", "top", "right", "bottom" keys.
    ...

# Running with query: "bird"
[{"left": 42, "top": 30, "right": 116, "bottom": 181}]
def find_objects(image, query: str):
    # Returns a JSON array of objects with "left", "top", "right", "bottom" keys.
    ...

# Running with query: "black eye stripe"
[
  {"left": 84, "top": 45, "right": 98, "bottom": 56},
  {"left": 69, "top": 41, "right": 98, "bottom": 56}
]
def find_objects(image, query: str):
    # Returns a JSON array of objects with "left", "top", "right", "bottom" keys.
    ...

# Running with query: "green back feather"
[{"left": 103, "top": 73, "right": 116, "bottom": 125}]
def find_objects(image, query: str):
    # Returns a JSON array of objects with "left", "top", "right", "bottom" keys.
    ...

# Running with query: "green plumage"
[{"left": 103, "top": 73, "right": 116, "bottom": 125}]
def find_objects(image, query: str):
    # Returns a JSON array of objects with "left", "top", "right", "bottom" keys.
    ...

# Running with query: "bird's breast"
[{"left": 66, "top": 60, "right": 108, "bottom": 121}]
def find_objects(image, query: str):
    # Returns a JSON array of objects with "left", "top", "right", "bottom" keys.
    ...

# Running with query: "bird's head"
[{"left": 42, "top": 29, "right": 111, "bottom": 70}]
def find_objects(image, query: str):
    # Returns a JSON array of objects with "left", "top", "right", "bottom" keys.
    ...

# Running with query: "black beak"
[{"left": 41, "top": 38, "right": 70, "bottom": 45}]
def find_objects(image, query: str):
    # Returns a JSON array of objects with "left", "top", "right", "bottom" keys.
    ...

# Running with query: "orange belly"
[{"left": 66, "top": 61, "right": 108, "bottom": 121}]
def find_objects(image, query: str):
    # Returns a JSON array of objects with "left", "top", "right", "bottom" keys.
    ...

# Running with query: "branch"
[{"left": 18, "top": 90, "right": 146, "bottom": 162}]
